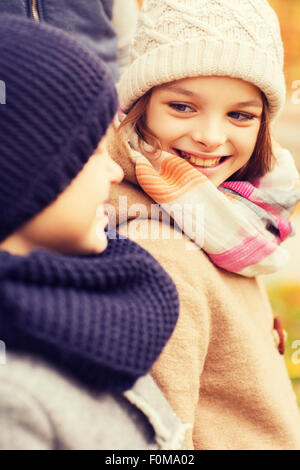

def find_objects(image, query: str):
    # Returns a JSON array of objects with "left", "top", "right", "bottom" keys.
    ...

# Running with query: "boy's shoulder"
[{"left": 0, "top": 352, "right": 185, "bottom": 450}]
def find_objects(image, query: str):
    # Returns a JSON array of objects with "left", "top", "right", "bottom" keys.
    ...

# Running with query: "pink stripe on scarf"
[
  {"left": 250, "top": 197, "right": 293, "bottom": 241},
  {"left": 209, "top": 233, "right": 277, "bottom": 273},
  {"left": 221, "top": 182, "right": 293, "bottom": 241},
  {"left": 220, "top": 181, "right": 255, "bottom": 199}
]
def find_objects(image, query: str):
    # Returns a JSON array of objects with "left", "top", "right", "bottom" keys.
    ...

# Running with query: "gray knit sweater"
[{"left": 0, "top": 352, "right": 187, "bottom": 450}]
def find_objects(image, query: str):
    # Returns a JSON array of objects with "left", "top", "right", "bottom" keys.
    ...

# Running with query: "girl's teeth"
[
  {"left": 181, "top": 151, "right": 222, "bottom": 167},
  {"left": 189, "top": 156, "right": 221, "bottom": 166}
]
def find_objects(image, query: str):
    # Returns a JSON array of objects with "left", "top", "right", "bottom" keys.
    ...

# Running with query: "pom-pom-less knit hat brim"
[
  {"left": 0, "top": 15, "right": 118, "bottom": 242},
  {"left": 118, "top": 0, "right": 286, "bottom": 120},
  {"left": 119, "top": 37, "right": 286, "bottom": 120}
]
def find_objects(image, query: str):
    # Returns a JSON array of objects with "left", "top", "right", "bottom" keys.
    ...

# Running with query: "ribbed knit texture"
[
  {"left": 0, "top": 235, "right": 179, "bottom": 392},
  {"left": 118, "top": 0, "right": 285, "bottom": 119},
  {"left": 0, "top": 15, "right": 118, "bottom": 242}
]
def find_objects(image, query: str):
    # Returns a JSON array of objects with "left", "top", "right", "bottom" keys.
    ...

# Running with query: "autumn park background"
[
  {"left": 137, "top": 0, "right": 300, "bottom": 404},
  {"left": 264, "top": 0, "right": 300, "bottom": 406}
]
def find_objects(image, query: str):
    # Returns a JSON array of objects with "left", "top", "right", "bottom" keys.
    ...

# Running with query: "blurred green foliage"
[{"left": 267, "top": 283, "right": 300, "bottom": 407}]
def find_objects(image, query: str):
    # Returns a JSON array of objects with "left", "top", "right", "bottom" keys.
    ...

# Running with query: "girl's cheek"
[
  {"left": 156, "top": 118, "right": 182, "bottom": 140},
  {"left": 246, "top": 127, "right": 261, "bottom": 154},
  {"left": 231, "top": 126, "right": 258, "bottom": 153}
]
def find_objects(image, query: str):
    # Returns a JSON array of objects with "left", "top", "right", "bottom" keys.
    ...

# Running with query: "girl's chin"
[{"left": 188, "top": 157, "right": 239, "bottom": 187}]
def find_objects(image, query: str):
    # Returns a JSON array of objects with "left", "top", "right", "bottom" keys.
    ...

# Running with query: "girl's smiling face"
[{"left": 145, "top": 76, "right": 263, "bottom": 187}]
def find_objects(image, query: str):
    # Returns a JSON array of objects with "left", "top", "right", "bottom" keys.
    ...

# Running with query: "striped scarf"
[{"left": 125, "top": 131, "right": 300, "bottom": 277}]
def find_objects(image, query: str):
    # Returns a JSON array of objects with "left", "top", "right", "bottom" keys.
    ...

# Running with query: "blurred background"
[
  {"left": 136, "top": 0, "right": 300, "bottom": 404},
  {"left": 263, "top": 0, "right": 300, "bottom": 406}
]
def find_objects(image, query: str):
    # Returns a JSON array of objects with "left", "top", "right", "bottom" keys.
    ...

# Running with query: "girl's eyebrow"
[
  {"left": 163, "top": 86, "right": 199, "bottom": 98},
  {"left": 163, "top": 86, "right": 263, "bottom": 108},
  {"left": 234, "top": 100, "right": 263, "bottom": 108}
]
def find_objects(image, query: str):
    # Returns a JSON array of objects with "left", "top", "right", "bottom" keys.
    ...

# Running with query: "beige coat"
[{"left": 107, "top": 130, "right": 300, "bottom": 450}]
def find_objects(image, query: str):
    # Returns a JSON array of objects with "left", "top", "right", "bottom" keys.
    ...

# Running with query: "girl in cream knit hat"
[
  {"left": 107, "top": 0, "right": 300, "bottom": 450},
  {"left": 114, "top": 0, "right": 300, "bottom": 277}
]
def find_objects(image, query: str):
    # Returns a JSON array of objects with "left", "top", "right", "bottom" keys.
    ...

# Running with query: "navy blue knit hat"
[{"left": 0, "top": 15, "right": 118, "bottom": 242}]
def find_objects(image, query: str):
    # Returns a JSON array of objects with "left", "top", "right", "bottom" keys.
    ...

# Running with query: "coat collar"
[{"left": 124, "top": 374, "right": 189, "bottom": 450}]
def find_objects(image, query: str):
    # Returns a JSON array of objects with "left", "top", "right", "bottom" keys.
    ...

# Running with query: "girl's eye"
[
  {"left": 168, "top": 103, "right": 195, "bottom": 113},
  {"left": 229, "top": 111, "right": 255, "bottom": 122}
]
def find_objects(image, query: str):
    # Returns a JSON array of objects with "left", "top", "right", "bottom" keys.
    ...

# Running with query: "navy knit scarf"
[{"left": 0, "top": 236, "right": 179, "bottom": 392}]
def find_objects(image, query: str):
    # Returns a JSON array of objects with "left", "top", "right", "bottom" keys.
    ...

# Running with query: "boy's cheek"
[{"left": 23, "top": 196, "right": 94, "bottom": 250}]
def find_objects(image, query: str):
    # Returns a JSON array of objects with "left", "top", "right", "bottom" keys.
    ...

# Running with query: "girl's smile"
[
  {"left": 146, "top": 76, "right": 263, "bottom": 186},
  {"left": 173, "top": 148, "right": 231, "bottom": 172}
]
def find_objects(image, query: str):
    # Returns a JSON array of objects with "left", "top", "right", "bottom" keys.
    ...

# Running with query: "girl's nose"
[{"left": 191, "top": 117, "right": 227, "bottom": 151}]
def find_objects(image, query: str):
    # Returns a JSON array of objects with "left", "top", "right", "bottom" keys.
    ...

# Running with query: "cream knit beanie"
[{"left": 118, "top": 0, "right": 285, "bottom": 120}]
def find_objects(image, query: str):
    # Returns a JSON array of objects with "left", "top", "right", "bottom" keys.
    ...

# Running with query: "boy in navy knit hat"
[{"left": 0, "top": 16, "right": 183, "bottom": 450}]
